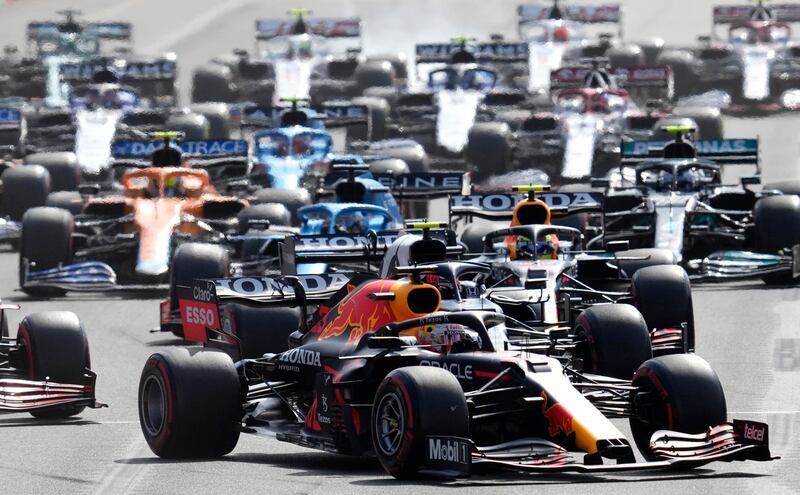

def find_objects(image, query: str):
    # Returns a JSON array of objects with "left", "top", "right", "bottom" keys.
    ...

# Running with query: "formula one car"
[
  {"left": 517, "top": 62, "right": 690, "bottom": 182},
  {"left": 656, "top": 2, "right": 800, "bottom": 112},
  {"left": 156, "top": 172, "right": 468, "bottom": 339},
  {"left": 379, "top": 38, "right": 532, "bottom": 179},
  {"left": 1, "top": 301, "right": 103, "bottom": 418},
  {"left": 192, "top": 8, "right": 405, "bottom": 106},
  {"left": 21, "top": 66, "right": 219, "bottom": 187},
  {"left": 446, "top": 185, "right": 697, "bottom": 353},
  {"left": 137, "top": 259, "right": 774, "bottom": 477},
  {"left": 17, "top": 137, "right": 260, "bottom": 295},
  {"left": 0, "top": 10, "right": 177, "bottom": 106},
  {"left": 517, "top": 2, "right": 660, "bottom": 93},
  {"left": 598, "top": 127, "right": 800, "bottom": 284}
]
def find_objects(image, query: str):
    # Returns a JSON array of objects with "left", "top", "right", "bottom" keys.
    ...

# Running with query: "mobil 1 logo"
[{"left": 425, "top": 436, "right": 471, "bottom": 475}]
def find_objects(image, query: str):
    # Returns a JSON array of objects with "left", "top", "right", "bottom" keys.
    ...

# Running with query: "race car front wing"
[
  {"left": 0, "top": 370, "right": 106, "bottom": 413},
  {"left": 687, "top": 245, "right": 800, "bottom": 283},
  {"left": 21, "top": 260, "right": 169, "bottom": 292},
  {"left": 422, "top": 420, "right": 775, "bottom": 477}
]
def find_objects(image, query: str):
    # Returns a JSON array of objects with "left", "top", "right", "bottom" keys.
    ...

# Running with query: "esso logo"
[{"left": 185, "top": 305, "right": 216, "bottom": 327}]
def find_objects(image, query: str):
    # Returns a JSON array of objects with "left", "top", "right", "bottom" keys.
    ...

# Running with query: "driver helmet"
[
  {"left": 419, "top": 324, "right": 482, "bottom": 353},
  {"left": 144, "top": 178, "right": 160, "bottom": 199},
  {"left": 517, "top": 233, "right": 560, "bottom": 260},
  {"left": 100, "top": 89, "right": 120, "bottom": 109},
  {"left": 292, "top": 134, "right": 312, "bottom": 155},
  {"left": 553, "top": 26, "right": 571, "bottom": 43},
  {"left": 677, "top": 168, "right": 702, "bottom": 192},
  {"left": 164, "top": 175, "right": 183, "bottom": 197},
  {"left": 336, "top": 211, "right": 365, "bottom": 234}
]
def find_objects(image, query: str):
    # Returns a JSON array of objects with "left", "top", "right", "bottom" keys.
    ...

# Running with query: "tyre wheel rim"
[
  {"left": 375, "top": 392, "right": 405, "bottom": 457},
  {"left": 141, "top": 375, "right": 167, "bottom": 437}
]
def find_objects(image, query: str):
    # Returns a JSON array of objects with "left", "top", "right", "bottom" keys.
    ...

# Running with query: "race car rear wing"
[
  {"left": 255, "top": 17, "right": 362, "bottom": 40},
  {"left": 112, "top": 138, "right": 248, "bottom": 159},
  {"left": 550, "top": 65, "right": 673, "bottom": 91},
  {"left": 239, "top": 103, "right": 368, "bottom": 129},
  {"left": 517, "top": 4, "right": 622, "bottom": 24},
  {"left": 320, "top": 171, "right": 471, "bottom": 199},
  {"left": 449, "top": 191, "right": 605, "bottom": 221},
  {"left": 279, "top": 231, "right": 400, "bottom": 275},
  {"left": 415, "top": 42, "right": 529, "bottom": 64},
  {"left": 176, "top": 273, "right": 354, "bottom": 343},
  {"left": 621, "top": 138, "right": 759, "bottom": 166},
  {"left": 0, "top": 108, "right": 22, "bottom": 131},
  {"left": 59, "top": 59, "right": 178, "bottom": 82},
  {"left": 27, "top": 21, "right": 133, "bottom": 41},
  {"left": 713, "top": 4, "right": 800, "bottom": 23}
]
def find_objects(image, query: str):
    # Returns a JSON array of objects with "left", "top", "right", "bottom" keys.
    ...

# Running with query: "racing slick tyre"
[
  {"left": 369, "top": 158, "right": 409, "bottom": 175},
  {"left": 45, "top": 191, "right": 83, "bottom": 215},
  {"left": 460, "top": 222, "right": 506, "bottom": 254},
  {"left": 23, "top": 153, "right": 80, "bottom": 192},
  {"left": 229, "top": 305, "right": 300, "bottom": 359},
  {"left": 139, "top": 348, "right": 241, "bottom": 458},
  {"left": 655, "top": 50, "right": 698, "bottom": 99},
  {"left": 189, "top": 103, "right": 231, "bottom": 140},
  {"left": 169, "top": 243, "right": 230, "bottom": 338},
  {"left": 377, "top": 143, "right": 430, "bottom": 174},
  {"left": 363, "top": 86, "right": 399, "bottom": 109},
  {"left": 606, "top": 44, "right": 645, "bottom": 69},
  {"left": 352, "top": 95, "right": 390, "bottom": 141},
  {"left": 614, "top": 248, "right": 677, "bottom": 278},
  {"left": 629, "top": 354, "right": 727, "bottom": 460},
  {"left": 671, "top": 107, "right": 724, "bottom": 140},
  {"left": 367, "top": 53, "right": 408, "bottom": 81},
  {"left": 309, "top": 79, "right": 356, "bottom": 106},
  {"left": 764, "top": 179, "right": 800, "bottom": 196},
  {"left": 354, "top": 60, "right": 396, "bottom": 94},
  {"left": 573, "top": 304, "right": 652, "bottom": 380},
  {"left": 19, "top": 207, "right": 73, "bottom": 297},
  {"left": 191, "top": 64, "right": 236, "bottom": 103},
  {"left": 372, "top": 367, "right": 469, "bottom": 479},
  {"left": 252, "top": 188, "right": 311, "bottom": 225},
  {"left": 238, "top": 204, "right": 291, "bottom": 232},
  {"left": 18, "top": 311, "right": 90, "bottom": 419},
  {"left": 631, "top": 265, "right": 695, "bottom": 354},
  {"left": 1, "top": 165, "right": 50, "bottom": 221},
  {"left": 753, "top": 195, "right": 800, "bottom": 284},
  {"left": 466, "top": 122, "right": 512, "bottom": 182},
  {"left": 166, "top": 112, "right": 210, "bottom": 140}
]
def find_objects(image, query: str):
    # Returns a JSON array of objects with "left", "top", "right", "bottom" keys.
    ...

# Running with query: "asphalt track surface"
[{"left": 0, "top": 1, "right": 799, "bottom": 493}]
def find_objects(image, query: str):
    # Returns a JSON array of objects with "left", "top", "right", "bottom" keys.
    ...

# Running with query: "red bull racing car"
[{"left": 137, "top": 259, "right": 775, "bottom": 478}]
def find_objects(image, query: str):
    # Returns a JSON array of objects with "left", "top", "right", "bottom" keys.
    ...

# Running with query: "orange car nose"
[{"left": 134, "top": 198, "right": 182, "bottom": 276}]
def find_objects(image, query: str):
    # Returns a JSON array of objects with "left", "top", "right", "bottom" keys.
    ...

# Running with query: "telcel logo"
[{"left": 743, "top": 423, "right": 765, "bottom": 442}]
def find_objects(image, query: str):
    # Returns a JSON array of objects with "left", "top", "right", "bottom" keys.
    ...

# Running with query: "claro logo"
[{"left": 193, "top": 286, "right": 214, "bottom": 302}]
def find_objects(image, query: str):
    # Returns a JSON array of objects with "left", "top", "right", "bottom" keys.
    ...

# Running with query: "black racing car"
[
  {"left": 137, "top": 266, "right": 774, "bottom": 478},
  {"left": 0, "top": 300, "right": 103, "bottom": 418},
  {"left": 596, "top": 127, "right": 800, "bottom": 284}
]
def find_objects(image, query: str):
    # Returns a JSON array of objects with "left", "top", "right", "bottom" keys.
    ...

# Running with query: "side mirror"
[
  {"left": 367, "top": 335, "right": 416, "bottom": 349},
  {"left": 606, "top": 240, "right": 630, "bottom": 253},
  {"left": 590, "top": 178, "right": 610, "bottom": 189},
  {"left": 525, "top": 268, "right": 547, "bottom": 290},
  {"left": 78, "top": 183, "right": 101, "bottom": 196},
  {"left": 741, "top": 175, "right": 761, "bottom": 186},
  {"left": 288, "top": 330, "right": 304, "bottom": 348},
  {"left": 697, "top": 35, "right": 712, "bottom": 44}
]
